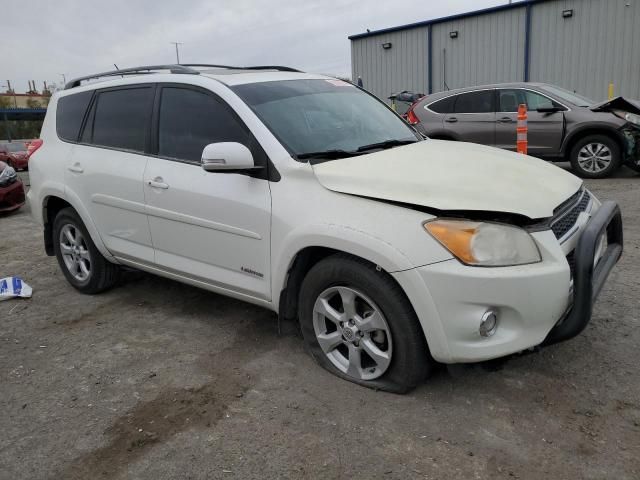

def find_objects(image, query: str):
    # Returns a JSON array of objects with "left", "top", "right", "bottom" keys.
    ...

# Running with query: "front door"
[
  {"left": 143, "top": 85, "right": 272, "bottom": 300},
  {"left": 495, "top": 89, "right": 565, "bottom": 156},
  {"left": 441, "top": 90, "right": 496, "bottom": 145}
]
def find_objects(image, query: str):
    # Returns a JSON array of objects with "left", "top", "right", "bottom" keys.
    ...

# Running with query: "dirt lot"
[{"left": 1, "top": 167, "right": 639, "bottom": 480}]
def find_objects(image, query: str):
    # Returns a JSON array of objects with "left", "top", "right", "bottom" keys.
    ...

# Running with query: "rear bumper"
[
  {"left": 0, "top": 179, "right": 26, "bottom": 212},
  {"left": 543, "top": 200, "right": 623, "bottom": 345}
]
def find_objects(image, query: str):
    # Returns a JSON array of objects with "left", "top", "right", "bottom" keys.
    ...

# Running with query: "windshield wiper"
[
  {"left": 356, "top": 139, "right": 418, "bottom": 153},
  {"left": 296, "top": 149, "right": 360, "bottom": 160}
]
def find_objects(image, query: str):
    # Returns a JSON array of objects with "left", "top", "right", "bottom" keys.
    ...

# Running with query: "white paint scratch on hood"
[{"left": 311, "top": 140, "right": 582, "bottom": 220}]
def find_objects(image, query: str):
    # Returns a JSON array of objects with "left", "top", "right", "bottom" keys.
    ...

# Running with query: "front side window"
[
  {"left": 158, "top": 87, "right": 252, "bottom": 163},
  {"left": 498, "top": 89, "right": 563, "bottom": 112},
  {"left": 454, "top": 91, "right": 495, "bottom": 113},
  {"left": 89, "top": 87, "right": 152, "bottom": 152},
  {"left": 232, "top": 79, "right": 419, "bottom": 159}
]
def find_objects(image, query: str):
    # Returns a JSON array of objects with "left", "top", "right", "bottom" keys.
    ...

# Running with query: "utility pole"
[{"left": 170, "top": 42, "right": 183, "bottom": 64}]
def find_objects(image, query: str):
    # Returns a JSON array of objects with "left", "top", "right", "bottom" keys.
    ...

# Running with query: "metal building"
[{"left": 349, "top": 0, "right": 640, "bottom": 103}]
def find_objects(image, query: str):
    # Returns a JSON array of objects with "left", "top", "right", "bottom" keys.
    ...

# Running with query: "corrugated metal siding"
[
  {"left": 529, "top": 0, "right": 640, "bottom": 101},
  {"left": 430, "top": 7, "right": 527, "bottom": 92},
  {"left": 351, "top": 27, "right": 429, "bottom": 102}
]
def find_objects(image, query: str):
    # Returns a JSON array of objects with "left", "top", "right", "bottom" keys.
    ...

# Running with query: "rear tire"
[
  {"left": 298, "top": 254, "right": 432, "bottom": 393},
  {"left": 53, "top": 208, "right": 119, "bottom": 294},
  {"left": 570, "top": 135, "right": 621, "bottom": 179}
]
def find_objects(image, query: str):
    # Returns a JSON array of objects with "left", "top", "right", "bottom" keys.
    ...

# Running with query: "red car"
[
  {"left": 0, "top": 142, "right": 30, "bottom": 170},
  {"left": 0, "top": 161, "right": 25, "bottom": 213}
]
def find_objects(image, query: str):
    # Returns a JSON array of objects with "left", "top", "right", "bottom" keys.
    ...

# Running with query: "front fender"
[{"left": 272, "top": 222, "right": 420, "bottom": 313}]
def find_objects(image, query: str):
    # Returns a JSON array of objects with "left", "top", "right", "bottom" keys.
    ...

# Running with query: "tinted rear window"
[
  {"left": 454, "top": 91, "right": 494, "bottom": 113},
  {"left": 56, "top": 91, "right": 93, "bottom": 142},
  {"left": 90, "top": 87, "right": 152, "bottom": 152},
  {"left": 429, "top": 96, "right": 456, "bottom": 114}
]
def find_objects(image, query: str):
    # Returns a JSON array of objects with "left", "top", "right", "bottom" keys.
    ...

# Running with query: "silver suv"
[{"left": 408, "top": 82, "right": 640, "bottom": 179}]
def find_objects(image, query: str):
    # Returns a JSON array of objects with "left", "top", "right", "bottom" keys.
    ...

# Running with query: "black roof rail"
[
  {"left": 64, "top": 64, "right": 199, "bottom": 89},
  {"left": 180, "top": 64, "right": 303, "bottom": 73}
]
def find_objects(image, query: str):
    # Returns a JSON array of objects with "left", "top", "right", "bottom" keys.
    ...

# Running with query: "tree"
[{"left": 0, "top": 96, "right": 11, "bottom": 109}]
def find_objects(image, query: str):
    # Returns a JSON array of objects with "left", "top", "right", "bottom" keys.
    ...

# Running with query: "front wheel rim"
[
  {"left": 59, "top": 224, "right": 91, "bottom": 282},
  {"left": 577, "top": 143, "right": 612, "bottom": 173},
  {"left": 312, "top": 286, "right": 392, "bottom": 381}
]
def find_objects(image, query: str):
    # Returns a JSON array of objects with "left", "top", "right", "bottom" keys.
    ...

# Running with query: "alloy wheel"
[
  {"left": 312, "top": 286, "right": 392, "bottom": 381},
  {"left": 59, "top": 224, "right": 92, "bottom": 282},
  {"left": 577, "top": 143, "right": 612, "bottom": 174}
]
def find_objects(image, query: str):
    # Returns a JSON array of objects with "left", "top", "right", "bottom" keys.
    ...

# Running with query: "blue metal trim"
[
  {"left": 524, "top": 3, "right": 532, "bottom": 82},
  {"left": 348, "top": 0, "right": 549, "bottom": 40},
  {"left": 427, "top": 25, "right": 433, "bottom": 94}
]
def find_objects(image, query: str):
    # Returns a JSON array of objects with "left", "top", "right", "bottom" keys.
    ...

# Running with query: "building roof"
[{"left": 348, "top": 0, "right": 549, "bottom": 40}]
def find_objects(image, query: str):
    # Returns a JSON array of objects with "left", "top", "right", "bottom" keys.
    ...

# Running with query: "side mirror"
[{"left": 201, "top": 142, "right": 255, "bottom": 172}]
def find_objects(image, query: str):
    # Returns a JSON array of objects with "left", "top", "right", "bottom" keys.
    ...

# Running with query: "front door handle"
[
  {"left": 498, "top": 117, "right": 515, "bottom": 123},
  {"left": 147, "top": 177, "right": 169, "bottom": 190},
  {"left": 445, "top": 117, "right": 458, "bottom": 123},
  {"left": 68, "top": 163, "right": 84, "bottom": 174}
]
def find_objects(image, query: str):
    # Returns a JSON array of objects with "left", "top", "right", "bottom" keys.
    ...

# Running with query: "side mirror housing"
[{"left": 201, "top": 142, "right": 255, "bottom": 172}]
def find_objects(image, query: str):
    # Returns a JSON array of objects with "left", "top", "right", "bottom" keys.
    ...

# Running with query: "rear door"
[
  {"left": 495, "top": 89, "right": 565, "bottom": 156},
  {"left": 437, "top": 90, "right": 496, "bottom": 145},
  {"left": 143, "top": 84, "right": 272, "bottom": 300},
  {"left": 65, "top": 86, "right": 155, "bottom": 263}
]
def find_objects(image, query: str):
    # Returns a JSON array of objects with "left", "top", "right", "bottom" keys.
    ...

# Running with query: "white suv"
[{"left": 27, "top": 65, "right": 623, "bottom": 392}]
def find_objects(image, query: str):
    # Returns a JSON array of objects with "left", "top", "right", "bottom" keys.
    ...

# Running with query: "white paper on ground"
[{"left": 0, "top": 277, "right": 33, "bottom": 301}]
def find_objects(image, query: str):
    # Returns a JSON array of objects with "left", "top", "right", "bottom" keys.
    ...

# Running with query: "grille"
[{"left": 551, "top": 190, "right": 591, "bottom": 240}]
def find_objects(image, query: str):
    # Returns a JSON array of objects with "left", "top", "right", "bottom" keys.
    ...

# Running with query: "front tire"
[
  {"left": 570, "top": 135, "right": 621, "bottom": 179},
  {"left": 53, "top": 208, "right": 119, "bottom": 294},
  {"left": 298, "top": 254, "right": 432, "bottom": 393}
]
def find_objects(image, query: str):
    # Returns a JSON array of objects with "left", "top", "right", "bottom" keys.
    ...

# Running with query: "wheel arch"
[
  {"left": 42, "top": 193, "right": 115, "bottom": 261},
  {"left": 562, "top": 126, "right": 625, "bottom": 160}
]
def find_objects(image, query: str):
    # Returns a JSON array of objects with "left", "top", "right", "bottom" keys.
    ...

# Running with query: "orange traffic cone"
[{"left": 517, "top": 104, "right": 528, "bottom": 155}]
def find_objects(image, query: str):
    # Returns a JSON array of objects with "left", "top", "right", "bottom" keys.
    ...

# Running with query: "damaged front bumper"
[{"left": 622, "top": 127, "right": 640, "bottom": 172}]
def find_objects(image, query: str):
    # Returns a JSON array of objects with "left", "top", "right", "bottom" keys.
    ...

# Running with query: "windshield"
[
  {"left": 232, "top": 79, "right": 420, "bottom": 160},
  {"left": 541, "top": 85, "right": 594, "bottom": 107}
]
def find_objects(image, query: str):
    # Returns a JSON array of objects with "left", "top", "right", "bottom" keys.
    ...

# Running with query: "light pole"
[
  {"left": 60, "top": 74, "right": 67, "bottom": 85},
  {"left": 170, "top": 42, "right": 183, "bottom": 64}
]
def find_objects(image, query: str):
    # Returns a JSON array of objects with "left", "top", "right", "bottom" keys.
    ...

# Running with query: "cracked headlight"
[{"left": 424, "top": 219, "right": 542, "bottom": 267}]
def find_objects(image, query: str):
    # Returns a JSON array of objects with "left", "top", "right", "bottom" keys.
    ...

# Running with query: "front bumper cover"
[{"left": 543, "top": 200, "right": 623, "bottom": 345}]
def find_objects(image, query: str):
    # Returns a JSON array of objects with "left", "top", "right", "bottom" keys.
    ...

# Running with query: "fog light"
[{"left": 479, "top": 310, "right": 498, "bottom": 337}]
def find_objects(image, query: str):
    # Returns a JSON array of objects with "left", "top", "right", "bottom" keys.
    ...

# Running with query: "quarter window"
[
  {"left": 89, "top": 87, "right": 153, "bottom": 152},
  {"left": 158, "top": 87, "right": 252, "bottom": 163},
  {"left": 56, "top": 91, "right": 93, "bottom": 142}
]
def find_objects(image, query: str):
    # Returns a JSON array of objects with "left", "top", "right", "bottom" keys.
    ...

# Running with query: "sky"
[{"left": 2, "top": 0, "right": 509, "bottom": 93}]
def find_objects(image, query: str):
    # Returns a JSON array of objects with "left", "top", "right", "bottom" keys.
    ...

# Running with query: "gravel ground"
[{"left": 1, "top": 167, "right": 639, "bottom": 480}]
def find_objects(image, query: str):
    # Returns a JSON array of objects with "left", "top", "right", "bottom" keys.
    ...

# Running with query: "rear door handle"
[
  {"left": 147, "top": 177, "right": 169, "bottom": 190},
  {"left": 498, "top": 117, "right": 515, "bottom": 123},
  {"left": 445, "top": 117, "right": 458, "bottom": 123},
  {"left": 68, "top": 163, "right": 84, "bottom": 174}
]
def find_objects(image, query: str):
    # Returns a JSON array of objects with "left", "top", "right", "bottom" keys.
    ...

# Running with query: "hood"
[
  {"left": 590, "top": 96, "right": 640, "bottom": 115},
  {"left": 312, "top": 140, "right": 582, "bottom": 220}
]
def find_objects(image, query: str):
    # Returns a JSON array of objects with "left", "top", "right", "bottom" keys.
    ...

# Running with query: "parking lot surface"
[{"left": 1, "top": 168, "right": 639, "bottom": 480}]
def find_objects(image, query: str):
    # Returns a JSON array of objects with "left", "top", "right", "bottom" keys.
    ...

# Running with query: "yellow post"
[{"left": 608, "top": 82, "right": 615, "bottom": 100}]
